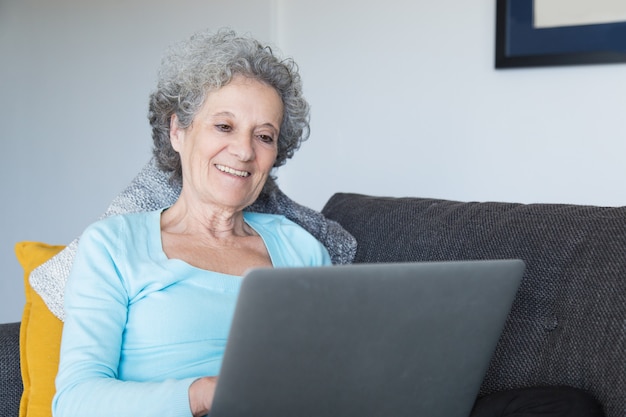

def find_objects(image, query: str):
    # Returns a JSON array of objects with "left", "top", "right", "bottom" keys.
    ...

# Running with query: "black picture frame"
[{"left": 495, "top": 0, "right": 626, "bottom": 68}]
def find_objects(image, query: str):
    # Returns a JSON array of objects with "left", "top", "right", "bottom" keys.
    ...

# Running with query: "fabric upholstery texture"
[
  {"left": 321, "top": 193, "right": 626, "bottom": 417},
  {"left": 15, "top": 241, "right": 65, "bottom": 417},
  {"left": 0, "top": 321, "right": 22, "bottom": 417}
]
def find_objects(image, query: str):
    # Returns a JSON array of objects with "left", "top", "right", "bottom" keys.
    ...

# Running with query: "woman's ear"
[{"left": 169, "top": 114, "right": 184, "bottom": 152}]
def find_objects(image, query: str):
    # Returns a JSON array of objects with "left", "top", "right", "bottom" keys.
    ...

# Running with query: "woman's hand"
[{"left": 189, "top": 376, "right": 218, "bottom": 417}]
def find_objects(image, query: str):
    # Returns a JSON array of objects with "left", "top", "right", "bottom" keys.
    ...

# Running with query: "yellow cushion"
[{"left": 15, "top": 241, "right": 65, "bottom": 417}]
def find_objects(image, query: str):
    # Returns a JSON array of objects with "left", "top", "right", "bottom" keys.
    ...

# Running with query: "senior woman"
[{"left": 52, "top": 29, "right": 330, "bottom": 417}]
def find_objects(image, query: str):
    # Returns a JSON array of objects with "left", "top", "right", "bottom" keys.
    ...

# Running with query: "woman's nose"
[{"left": 229, "top": 134, "right": 255, "bottom": 161}]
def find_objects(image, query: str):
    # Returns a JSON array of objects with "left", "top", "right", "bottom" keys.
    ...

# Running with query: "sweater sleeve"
[{"left": 52, "top": 219, "right": 195, "bottom": 417}]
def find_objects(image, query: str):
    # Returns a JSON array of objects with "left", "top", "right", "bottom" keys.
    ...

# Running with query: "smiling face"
[{"left": 170, "top": 75, "right": 283, "bottom": 213}]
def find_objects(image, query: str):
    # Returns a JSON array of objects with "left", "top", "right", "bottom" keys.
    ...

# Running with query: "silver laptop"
[{"left": 211, "top": 259, "right": 525, "bottom": 417}]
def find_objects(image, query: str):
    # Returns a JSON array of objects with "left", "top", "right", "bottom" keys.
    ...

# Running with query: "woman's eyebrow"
[
  {"left": 210, "top": 111, "right": 235, "bottom": 119},
  {"left": 260, "top": 122, "right": 280, "bottom": 132}
]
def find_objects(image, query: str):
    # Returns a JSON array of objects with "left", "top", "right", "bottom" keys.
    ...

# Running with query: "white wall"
[
  {"left": 274, "top": 1, "right": 626, "bottom": 210},
  {"left": 2, "top": 0, "right": 625, "bottom": 322}
]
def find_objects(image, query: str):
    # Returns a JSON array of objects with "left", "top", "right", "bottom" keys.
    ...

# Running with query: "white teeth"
[{"left": 215, "top": 164, "right": 250, "bottom": 177}]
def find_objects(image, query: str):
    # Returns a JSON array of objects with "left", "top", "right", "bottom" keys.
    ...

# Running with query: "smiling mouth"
[{"left": 215, "top": 164, "right": 250, "bottom": 178}]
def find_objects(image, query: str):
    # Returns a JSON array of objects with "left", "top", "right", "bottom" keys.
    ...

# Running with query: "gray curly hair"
[{"left": 148, "top": 28, "right": 310, "bottom": 184}]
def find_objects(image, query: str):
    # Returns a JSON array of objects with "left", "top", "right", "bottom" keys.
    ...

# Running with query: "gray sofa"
[{"left": 1, "top": 192, "right": 625, "bottom": 417}]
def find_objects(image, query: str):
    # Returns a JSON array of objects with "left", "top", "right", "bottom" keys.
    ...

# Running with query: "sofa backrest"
[{"left": 322, "top": 193, "right": 626, "bottom": 417}]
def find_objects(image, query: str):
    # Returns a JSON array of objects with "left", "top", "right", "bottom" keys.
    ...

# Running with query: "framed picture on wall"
[{"left": 495, "top": 0, "right": 626, "bottom": 68}]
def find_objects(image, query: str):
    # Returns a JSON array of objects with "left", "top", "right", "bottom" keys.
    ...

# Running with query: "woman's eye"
[
  {"left": 258, "top": 135, "right": 274, "bottom": 144},
  {"left": 215, "top": 124, "right": 231, "bottom": 132}
]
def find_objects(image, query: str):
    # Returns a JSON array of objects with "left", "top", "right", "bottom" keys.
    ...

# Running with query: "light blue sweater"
[{"left": 53, "top": 210, "right": 331, "bottom": 417}]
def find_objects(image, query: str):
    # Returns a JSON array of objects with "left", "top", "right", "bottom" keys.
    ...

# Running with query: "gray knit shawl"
[{"left": 29, "top": 159, "right": 357, "bottom": 321}]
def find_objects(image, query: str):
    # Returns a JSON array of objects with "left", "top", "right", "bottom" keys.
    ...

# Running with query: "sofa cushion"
[
  {"left": 322, "top": 193, "right": 626, "bottom": 417},
  {"left": 15, "top": 242, "right": 65, "bottom": 417}
]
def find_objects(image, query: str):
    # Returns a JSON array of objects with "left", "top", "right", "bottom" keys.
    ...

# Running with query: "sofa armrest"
[{"left": 0, "top": 321, "right": 22, "bottom": 417}]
